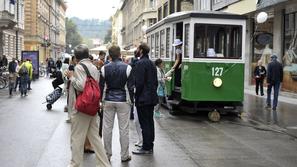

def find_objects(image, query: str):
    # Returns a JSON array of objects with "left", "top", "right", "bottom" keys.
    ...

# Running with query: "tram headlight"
[{"left": 213, "top": 78, "right": 223, "bottom": 88}]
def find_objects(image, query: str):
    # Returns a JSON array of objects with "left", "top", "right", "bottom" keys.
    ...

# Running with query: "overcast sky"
[{"left": 65, "top": 0, "right": 121, "bottom": 20}]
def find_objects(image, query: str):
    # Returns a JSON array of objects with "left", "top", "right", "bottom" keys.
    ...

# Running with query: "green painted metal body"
[{"left": 163, "top": 61, "right": 244, "bottom": 102}]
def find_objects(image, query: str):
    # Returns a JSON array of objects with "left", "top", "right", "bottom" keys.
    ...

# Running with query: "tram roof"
[{"left": 146, "top": 11, "right": 246, "bottom": 33}]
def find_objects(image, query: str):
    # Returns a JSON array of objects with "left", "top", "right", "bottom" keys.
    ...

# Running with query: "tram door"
[{"left": 172, "top": 22, "right": 183, "bottom": 89}]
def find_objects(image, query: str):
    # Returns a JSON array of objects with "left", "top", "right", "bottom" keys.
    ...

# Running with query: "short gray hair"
[{"left": 74, "top": 44, "right": 89, "bottom": 60}]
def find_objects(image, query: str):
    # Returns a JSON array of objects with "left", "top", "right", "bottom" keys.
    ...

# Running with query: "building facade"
[
  {"left": 157, "top": 0, "right": 194, "bottom": 21},
  {"left": 24, "top": 0, "right": 66, "bottom": 63},
  {"left": 249, "top": 0, "right": 297, "bottom": 93},
  {"left": 120, "top": 0, "right": 157, "bottom": 49},
  {"left": 0, "top": 0, "right": 25, "bottom": 61},
  {"left": 112, "top": 9, "right": 123, "bottom": 47}
]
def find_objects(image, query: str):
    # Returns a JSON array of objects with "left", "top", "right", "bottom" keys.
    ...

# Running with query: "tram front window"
[{"left": 194, "top": 24, "right": 242, "bottom": 59}]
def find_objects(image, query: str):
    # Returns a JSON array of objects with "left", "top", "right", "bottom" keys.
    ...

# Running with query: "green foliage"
[
  {"left": 83, "top": 38, "right": 94, "bottom": 49},
  {"left": 66, "top": 18, "right": 83, "bottom": 53},
  {"left": 71, "top": 17, "right": 111, "bottom": 40},
  {"left": 104, "top": 28, "right": 112, "bottom": 44}
]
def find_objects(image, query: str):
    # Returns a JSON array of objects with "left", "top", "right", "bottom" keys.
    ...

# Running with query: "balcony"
[{"left": 0, "top": 10, "right": 16, "bottom": 29}]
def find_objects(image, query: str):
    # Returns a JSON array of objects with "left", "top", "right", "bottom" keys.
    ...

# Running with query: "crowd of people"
[
  {"left": 4, "top": 58, "right": 33, "bottom": 97},
  {"left": 59, "top": 42, "right": 171, "bottom": 167}
]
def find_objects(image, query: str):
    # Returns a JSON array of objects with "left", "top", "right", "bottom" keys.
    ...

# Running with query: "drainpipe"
[{"left": 16, "top": 0, "right": 19, "bottom": 60}]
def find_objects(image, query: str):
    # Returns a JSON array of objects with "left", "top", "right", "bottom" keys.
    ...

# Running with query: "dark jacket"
[
  {"left": 267, "top": 60, "right": 283, "bottom": 84},
  {"left": 134, "top": 55, "right": 158, "bottom": 107},
  {"left": 102, "top": 59, "right": 133, "bottom": 102},
  {"left": 254, "top": 65, "right": 266, "bottom": 80},
  {"left": 52, "top": 70, "right": 64, "bottom": 89},
  {"left": 8, "top": 61, "right": 17, "bottom": 73},
  {"left": 1, "top": 57, "right": 8, "bottom": 67}
]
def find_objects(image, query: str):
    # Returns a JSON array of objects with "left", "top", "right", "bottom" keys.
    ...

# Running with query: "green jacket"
[{"left": 19, "top": 61, "right": 33, "bottom": 80}]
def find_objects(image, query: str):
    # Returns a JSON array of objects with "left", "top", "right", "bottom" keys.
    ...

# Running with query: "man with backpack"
[
  {"left": 18, "top": 59, "right": 32, "bottom": 97},
  {"left": 65, "top": 44, "right": 110, "bottom": 167}
]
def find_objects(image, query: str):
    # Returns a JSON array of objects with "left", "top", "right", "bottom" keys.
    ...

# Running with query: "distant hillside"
[{"left": 70, "top": 17, "right": 111, "bottom": 40}]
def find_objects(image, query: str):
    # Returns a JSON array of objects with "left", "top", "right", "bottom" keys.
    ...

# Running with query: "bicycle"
[
  {"left": 39, "top": 64, "right": 47, "bottom": 77},
  {"left": 0, "top": 67, "right": 9, "bottom": 89}
]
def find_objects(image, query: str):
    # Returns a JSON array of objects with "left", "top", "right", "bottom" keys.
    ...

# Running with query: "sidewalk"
[
  {"left": 245, "top": 85, "right": 296, "bottom": 104},
  {"left": 244, "top": 85, "right": 297, "bottom": 137}
]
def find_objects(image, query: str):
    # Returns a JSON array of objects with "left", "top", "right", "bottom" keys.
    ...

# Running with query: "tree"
[
  {"left": 104, "top": 28, "right": 112, "bottom": 44},
  {"left": 66, "top": 18, "right": 83, "bottom": 53},
  {"left": 83, "top": 37, "right": 94, "bottom": 49}
]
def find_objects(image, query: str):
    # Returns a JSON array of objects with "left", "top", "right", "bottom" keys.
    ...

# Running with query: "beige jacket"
[{"left": 68, "top": 59, "right": 100, "bottom": 115}]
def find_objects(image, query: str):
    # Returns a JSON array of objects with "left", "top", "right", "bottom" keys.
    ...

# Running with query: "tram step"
[{"left": 167, "top": 99, "right": 180, "bottom": 105}]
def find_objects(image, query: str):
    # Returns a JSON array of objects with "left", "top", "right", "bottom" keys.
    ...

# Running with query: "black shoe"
[
  {"left": 265, "top": 104, "right": 271, "bottom": 109},
  {"left": 84, "top": 149, "right": 95, "bottom": 154},
  {"left": 132, "top": 148, "right": 153, "bottom": 155},
  {"left": 121, "top": 155, "right": 132, "bottom": 162},
  {"left": 261, "top": 94, "right": 264, "bottom": 96}
]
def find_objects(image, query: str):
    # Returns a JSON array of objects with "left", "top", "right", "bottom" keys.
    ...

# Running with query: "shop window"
[{"left": 283, "top": 12, "right": 297, "bottom": 92}]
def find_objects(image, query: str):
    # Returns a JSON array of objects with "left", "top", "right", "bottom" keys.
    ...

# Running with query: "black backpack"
[{"left": 19, "top": 65, "right": 28, "bottom": 76}]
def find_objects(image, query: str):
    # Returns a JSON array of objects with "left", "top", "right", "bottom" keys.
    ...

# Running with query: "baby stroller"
[{"left": 46, "top": 86, "right": 63, "bottom": 110}]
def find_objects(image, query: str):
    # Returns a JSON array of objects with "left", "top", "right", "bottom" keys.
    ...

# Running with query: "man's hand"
[{"left": 65, "top": 70, "right": 74, "bottom": 78}]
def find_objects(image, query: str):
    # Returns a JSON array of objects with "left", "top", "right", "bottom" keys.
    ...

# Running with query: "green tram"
[{"left": 146, "top": 11, "right": 246, "bottom": 121}]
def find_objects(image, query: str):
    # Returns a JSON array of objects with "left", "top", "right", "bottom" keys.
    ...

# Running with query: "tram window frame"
[
  {"left": 160, "top": 29, "right": 165, "bottom": 58},
  {"left": 184, "top": 23, "right": 190, "bottom": 58},
  {"left": 155, "top": 32, "right": 160, "bottom": 58},
  {"left": 193, "top": 23, "right": 242, "bottom": 59},
  {"left": 166, "top": 27, "right": 170, "bottom": 58},
  {"left": 151, "top": 34, "right": 155, "bottom": 58},
  {"left": 147, "top": 36, "right": 151, "bottom": 54}
]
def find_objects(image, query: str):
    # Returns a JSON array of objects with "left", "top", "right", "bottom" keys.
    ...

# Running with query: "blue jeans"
[
  {"left": 20, "top": 75, "right": 29, "bottom": 95},
  {"left": 266, "top": 82, "right": 280, "bottom": 110}
]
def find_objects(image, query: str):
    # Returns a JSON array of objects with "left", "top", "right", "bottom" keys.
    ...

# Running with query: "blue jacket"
[
  {"left": 102, "top": 59, "right": 133, "bottom": 102},
  {"left": 267, "top": 60, "right": 283, "bottom": 84},
  {"left": 134, "top": 55, "right": 158, "bottom": 107}
]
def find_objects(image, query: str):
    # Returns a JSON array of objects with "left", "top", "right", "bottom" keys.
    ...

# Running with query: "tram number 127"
[{"left": 211, "top": 67, "right": 224, "bottom": 77}]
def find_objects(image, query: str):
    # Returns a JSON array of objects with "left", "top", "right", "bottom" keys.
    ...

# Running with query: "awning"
[{"left": 90, "top": 45, "right": 108, "bottom": 52}]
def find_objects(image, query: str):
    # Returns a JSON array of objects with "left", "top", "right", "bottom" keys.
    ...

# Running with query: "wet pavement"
[{"left": 0, "top": 78, "right": 297, "bottom": 167}]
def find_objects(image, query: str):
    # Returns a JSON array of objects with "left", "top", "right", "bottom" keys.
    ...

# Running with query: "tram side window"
[
  {"left": 184, "top": 24, "right": 190, "bottom": 58},
  {"left": 193, "top": 24, "right": 242, "bottom": 59},
  {"left": 155, "top": 32, "right": 160, "bottom": 58},
  {"left": 147, "top": 36, "right": 151, "bottom": 56},
  {"left": 166, "top": 28, "right": 170, "bottom": 58},
  {"left": 160, "top": 30, "right": 165, "bottom": 58},
  {"left": 151, "top": 35, "right": 155, "bottom": 58}
]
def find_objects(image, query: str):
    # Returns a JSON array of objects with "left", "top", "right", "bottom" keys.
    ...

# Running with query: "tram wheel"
[
  {"left": 208, "top": 110, "right": 220, "bottom": 122},
  {"left": 169, "top": 105, "right": 180, "bottom": 115},
  {"left": 46, "top": 104, "right": 52, "bottom": 110}
]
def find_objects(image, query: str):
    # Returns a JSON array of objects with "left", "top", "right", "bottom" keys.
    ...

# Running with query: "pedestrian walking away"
[
  {"left": 18, "top": 60, "right": 31, "bottom": 97},
  {"left": 65, "top": 44, "right": 110, "bottom": 167},
  {"left": 132, "top": 43, "right": 158, "bottom": 155},
  {"left": 266, "top": 54, "right": 283, "bottom": 111},
  {"left": 8, "top": 58, "right": 17, "bottom": 96},
  {"left": 101, "top": 45, "right": 133, "bottom": 162}
]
